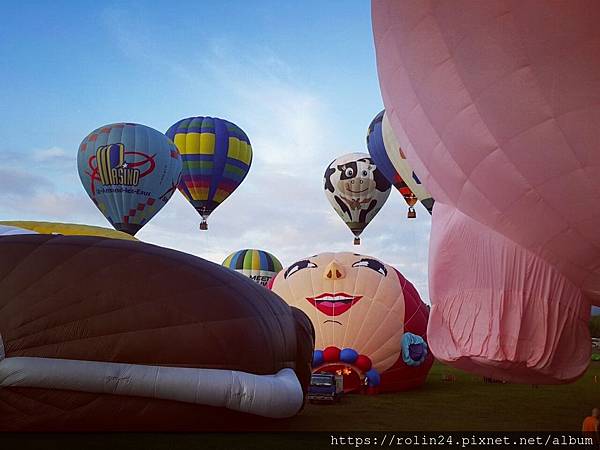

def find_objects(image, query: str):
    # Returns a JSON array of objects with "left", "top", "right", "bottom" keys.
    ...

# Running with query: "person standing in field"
[{"left": 582, "top": 408, "right": 599, "bottom": 446}]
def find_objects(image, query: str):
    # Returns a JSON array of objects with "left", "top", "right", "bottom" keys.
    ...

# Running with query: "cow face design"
[
  {"left": 323, "top": 153, "right": 391, "bottom": 232},
  {"left": 336, "top": 160, "right": 377, "bottom": 206}
]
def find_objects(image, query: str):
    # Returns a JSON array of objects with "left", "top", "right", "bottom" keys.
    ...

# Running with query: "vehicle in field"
[{"left": 307, "top": 373, "right": 343, "bottom": 403}]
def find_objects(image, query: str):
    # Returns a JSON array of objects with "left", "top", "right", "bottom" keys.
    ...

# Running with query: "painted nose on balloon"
[{"left": 324, "top": 261, "right": 344, "bottom": 280}]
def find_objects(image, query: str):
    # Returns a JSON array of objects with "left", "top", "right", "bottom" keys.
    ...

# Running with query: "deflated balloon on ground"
[{"left": 0, "top": 230, "right": 313, "bottom": 431}]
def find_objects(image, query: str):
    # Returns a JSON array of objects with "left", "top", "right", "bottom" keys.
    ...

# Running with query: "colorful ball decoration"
[
  {"left": 312, "top": 350, "right": 324, "bottom": 367},
  {"left": 354, "top": 354, "right": 373, "bottom": 373},
  {"left": 339, "top": 348, "right": 359, "bottom": 364},
  {"left": 365, "top": 369, "right": 381, "bottom": 387},
  {"left": 323, "top": 346, "right": 341, "bottom": 363}
]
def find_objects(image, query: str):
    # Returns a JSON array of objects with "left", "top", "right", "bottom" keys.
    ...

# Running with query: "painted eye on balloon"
[
  {"left": 344, "top": 167, "right": 355, "bottom": 177},
  {"left": 285, "top": 260, "right": 318, "bottom": 279},
  {"left": 352, "top": 258, "right": 387, "bottom": 276},
  {"left": 361, "top": 170, "right": 368, "bottom": 176}
]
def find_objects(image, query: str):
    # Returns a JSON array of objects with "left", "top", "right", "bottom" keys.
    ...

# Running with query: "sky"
[{"left": 0, "top": 1, "right": 432, "bottom": 300}]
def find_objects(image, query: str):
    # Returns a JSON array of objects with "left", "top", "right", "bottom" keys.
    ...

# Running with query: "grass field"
[{"left": 281, "top": 360, "right": 600, "bottom": 431}]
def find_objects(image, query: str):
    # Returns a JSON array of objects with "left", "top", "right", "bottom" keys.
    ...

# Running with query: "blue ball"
[
  {"left": 365, "top": 368, "right": 381, "bottom": 387},
  {"left": 312, "top": 350, "right": 324, "bottom": 367},
  {"left": 339, "top": 348, "right": 359, "bottom": 364}
]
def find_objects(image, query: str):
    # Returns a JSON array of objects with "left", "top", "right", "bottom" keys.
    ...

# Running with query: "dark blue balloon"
[
  {"left": 312, "top": 350, "right": 324, "bottom": 367},
  {"left": 340, "top": 348, "right": 359, "bottom": 364},
  {"left": 367, "top": 110, "right": 399, "bottom": 188},
  {"left": 365, "top": 368, "right": 381, "bottom": 387}
]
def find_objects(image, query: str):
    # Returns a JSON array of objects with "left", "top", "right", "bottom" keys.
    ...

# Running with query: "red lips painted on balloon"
[{"left": 306, "top": 292, "right": 363, "bottom": 316}]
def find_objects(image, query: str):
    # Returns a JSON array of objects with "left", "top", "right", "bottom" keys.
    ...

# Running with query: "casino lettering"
[
  {"left": 96, "top": 144, "right": 141, "bottom": 187},
  {"left": 101, "top": 166, "right": 140, "bottom": 186}
]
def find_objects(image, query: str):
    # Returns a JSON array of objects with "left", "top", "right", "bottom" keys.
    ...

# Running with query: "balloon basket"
[
  {"left": 353, "top": 237, "right": 360, "bottom": 245},
  {"left": 199, "top": 221, "right": 208, "bottom": 231},
  {"left": 407, "top": 207, "right": 416, "bottom": 219}
]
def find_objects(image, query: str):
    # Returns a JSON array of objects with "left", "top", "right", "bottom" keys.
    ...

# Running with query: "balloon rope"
[{"left": 403, "top": 305, "right": 422, "bottom": 328}]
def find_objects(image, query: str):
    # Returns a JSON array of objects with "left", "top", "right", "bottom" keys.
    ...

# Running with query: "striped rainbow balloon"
[
  {"left": 166, "top": 116, "right": 252, "bottom": 230},
  {"left": 223, "top": 249, "right": 283, "bottom": 287}
]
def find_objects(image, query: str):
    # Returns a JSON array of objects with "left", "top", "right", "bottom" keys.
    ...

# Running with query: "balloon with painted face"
[
  {"left": 269, "top": 252, "right": 433, "bottom": 393},
  {"left": 323, "top": 153, "right": 391, "bottom": 244}
]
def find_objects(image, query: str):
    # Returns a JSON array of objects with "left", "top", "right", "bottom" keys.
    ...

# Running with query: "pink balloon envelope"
[{"left": 373, "top": 0, "right": 600, "bottom": 383}]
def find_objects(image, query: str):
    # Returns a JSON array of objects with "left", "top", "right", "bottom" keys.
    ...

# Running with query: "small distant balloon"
[
  {"left": 77, "top": 123, "right": 182, "bottom": 236},
  {"left": 380, "top": 112, "right": 434, "bottom": 214},
  {"left": 367, "top": 110, "right": 433, "bottom": 218},
  {"left": 222, "top": 249, "right": 283, "bottom": 286},
  {"left": 368, "top": 111, "right": 418, "bottom": 213},
  {"left": 166, "top": 116, "right": 252, "bottom": 231},
  {"left": 323, "top": 152, "right": 391, "bottom": 245}
]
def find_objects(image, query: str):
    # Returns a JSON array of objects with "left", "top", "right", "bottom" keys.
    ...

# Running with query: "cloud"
[
  {"left": 100, "top": 7, "right": 155, "bottom": 62},
  {"left": 0, "top": 167, "right": 53, "bottom": 195},
  {"left": 0, "top": 159, "right": 103, "bottom": 224},
  {"left": 197, "top": 44, "right": 332, "bottom": 173},
  {"left": 33, "top": 146, "right": 69, "bottom": 162}
]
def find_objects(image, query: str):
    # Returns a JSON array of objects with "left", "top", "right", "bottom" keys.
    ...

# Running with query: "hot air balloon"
[
  {"left": 367, "top": 110, "right": 434, "bottom": 217},
  {"left": 77, "top": 123, "right": 182, "bottom": 236},
  {"left": 269, "top": 252, "right": 432, "bottom": 393},
  {"left": 166, "top": 116, "right": 252, "bottom": 230},
  {"left": 222, "top": 249, "right": 283, "bottom": 286},
  {"left": 0, "top": 233, "right": 313, "bottom": 430},
  {"left": 323, "top": 153, "right": 391, "bottom": 245},
  {"left": 0, "top": 221, "right": 137, "bottom": 241},
  {"left": 373, "top": 0, "right": 599, "bottom": 383}
]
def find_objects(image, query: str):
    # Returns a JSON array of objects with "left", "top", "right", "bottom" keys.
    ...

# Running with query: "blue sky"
[{"left": 0, "top": 1, "right": 432, "bottom": 299}]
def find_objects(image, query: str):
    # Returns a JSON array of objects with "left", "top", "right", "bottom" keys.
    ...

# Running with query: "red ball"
[
  {"left": 355, "top": 354, "right": 372, "bottom": 372},
  {"left": 323, "top": 346, "right": 341, "bottom": 362}
]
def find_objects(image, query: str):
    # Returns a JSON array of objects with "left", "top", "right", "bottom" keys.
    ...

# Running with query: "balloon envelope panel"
[
  {"left": 77, "top": 123, "right": 182, "bottom": 236},
  {"left": 0, "top": 234, "right": 312, "bottom": 430},
  {"left": 372, "top": 0, "right": 597, "bottom": 382},
  {"left": 0, "top": 221, "right": 137, "bottom": 241}
]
